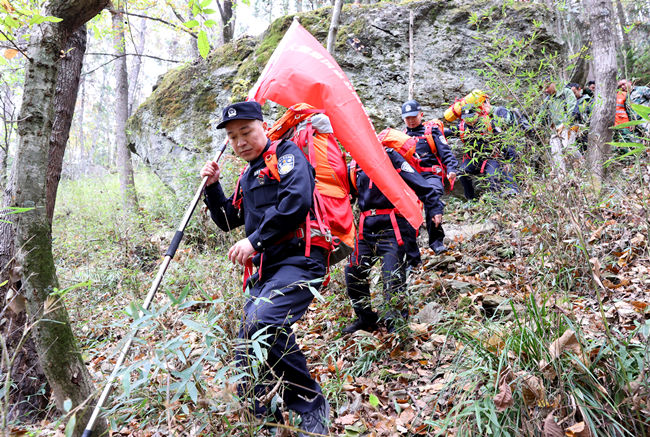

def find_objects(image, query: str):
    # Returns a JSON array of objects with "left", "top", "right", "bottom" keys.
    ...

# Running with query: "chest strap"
[{"left": 358, "top": 208, "right": 403, "bottom": 246}]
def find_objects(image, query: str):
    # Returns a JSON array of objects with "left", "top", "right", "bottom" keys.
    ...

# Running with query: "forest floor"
[{"left": 24, "top": 157, "right": 650, "bottom": 436}]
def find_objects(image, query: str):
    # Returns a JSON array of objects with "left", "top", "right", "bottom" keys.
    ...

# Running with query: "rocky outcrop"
[{"left": 127, "top": 0, "right": 561, "bottom": 196}]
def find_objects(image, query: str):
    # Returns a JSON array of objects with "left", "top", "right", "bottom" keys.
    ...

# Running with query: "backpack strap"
[
  {"left": 423, "top": 121, "right": 440, "bottom": 155},
  {"left": 231, "top": 166, "right": 248, "bottom": 209},
  {"left": 358, "top": 208, "right": 404, "bottom": 246},
  {"left": 259, "top": 141, "right": 281, "bottom": 182},
  {"left": 458, "top": 121, "right": 467, "bottom": 143},
  {"left": 348, "top": 161, "right": 359, "bottom": 192}
]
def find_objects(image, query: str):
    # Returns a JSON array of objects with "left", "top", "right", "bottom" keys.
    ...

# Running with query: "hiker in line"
[
  {"left": 343, "top": 148, "right": 442, "bottom": 334},
  {"left": 401, "top": 99, "right": 457, "bottom": 256},
  {"left": 629, "top": 82, "right": 650, "bottom": 136},
  {"left": 483, "top": 100, "right": 533, "bottom": 135},
  {"left": 452, "top": 104, "right": 519, "bottom": 200},
  {"left": 586, "top": 80, "right": 596, "bottom": 95},
  {"left": 200, "top": 101, "right": 329, "bottom": 436},
  {"left": 573, "top": 82, "right": 594, "bottom": 125},
  {"left": 616, "top": 79, "right": 650, "bottom": 141},
  {"left": 541, "top": 81, "right": 580, "bottom": 174},
  {"left": 571, "top": 82, "right": 595, "bottom": 151},
  {"left": 615, "top": 79, "right": 636, "bottom": 143}
]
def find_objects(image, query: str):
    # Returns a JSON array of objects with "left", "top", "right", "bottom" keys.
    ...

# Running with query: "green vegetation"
[{"left": 42, "top": 152, "right": 650, "bottom": 436}]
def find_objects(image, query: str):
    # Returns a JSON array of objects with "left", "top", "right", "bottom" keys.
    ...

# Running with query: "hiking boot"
[
  {"left": 385, "top": 318, "right": 397, "bottom": 334},
  {"left": 298, "top": 398, "right": 330, "bottom": 437},
  {"left": 431, "top": 240, "right": 447, "bottom": 255},
  {"left": 342, "top": 318, "right": 378, "bottom": 334}
]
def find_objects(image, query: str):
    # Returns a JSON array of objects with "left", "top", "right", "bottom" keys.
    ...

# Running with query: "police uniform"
[
  {"left": 455, "top": 113, "right": 518, "bottom": 200},
  {"left": 204, "top": 105, "right": 327, "bottom": 421},
  {"left": 345, "top": 149, "right": 439, "bottom": 330},
  {"left": 404, "top": 119, "right": 458, "bottom": 255}
]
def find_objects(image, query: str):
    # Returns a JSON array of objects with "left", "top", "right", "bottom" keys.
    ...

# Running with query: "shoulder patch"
[
  {"left": 400, "top": 161, "right": 415, "bottom": 173},
  {"left": 277, "top": 154, "right": 295, "bottom": 175}
]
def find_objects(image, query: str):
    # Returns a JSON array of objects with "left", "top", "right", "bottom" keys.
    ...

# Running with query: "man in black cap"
[
  {"left": 401, "top": 99, "right": 458, "bottom": 255},
  {"left": 200, "top": 101, "right": 329, "bottom": 436}
]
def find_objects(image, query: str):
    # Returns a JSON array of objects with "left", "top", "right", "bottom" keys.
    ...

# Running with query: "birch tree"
[
  {"left": 112, "top": 1, "right": 139, "bottom": 213},
  {"left": 7, "top": 0, "right": 110, "bottom": 434},
  {"left": 585, "top": 0, "right": 617, "bottom": 191}
]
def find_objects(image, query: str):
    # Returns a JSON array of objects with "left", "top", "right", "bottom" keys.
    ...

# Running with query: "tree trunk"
[
  {"left": 2, "top": 162, "right": 50, "bottom": 426},
  {"left": 0, "top": 143, "right": 6, "bottom": 190},
  {"left": 128, "top": 19, "right": 147, "bottom": 115},
  {"left": 408, "top": 10, "right": 414, "bottom": 100},
  {"left": 0, "top": 24, "right": 86, "bottom": 429},
  {"left": 112, "top": 6, "right": 139, "bottom": 214},
  {"left": 219, "top": 0, "right": 235, "bottom": 44},
  {"left": 326, "top": 0, "right": 343, "bottom": 55},
  {"left": 8, "top": 0, "right": 109, "bottom": 434},
  {"left": 296, "top": 0, "right": 303, "bottom": 13},
  {"left": 46, "top": 26, "right": 87, "bottom": 224},
  {"left": 1, "top": 83, "right": 15, "bottom": 190},
  {"left": 585, "top": 0, "right": 617, "bottom": 191},
  {"left": 78, "top": 79, "right": 87, "bottom": 173},
  {"left": 614, "top": 0, "right": 633, "bottom": 76}
]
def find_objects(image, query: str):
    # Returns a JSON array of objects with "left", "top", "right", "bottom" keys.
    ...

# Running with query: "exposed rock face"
[{"left": 127, "top": 0, "right": 561, "bottom": 196}]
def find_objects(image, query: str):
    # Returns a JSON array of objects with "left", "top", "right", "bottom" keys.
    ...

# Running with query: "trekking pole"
[{"left": 81, "top": 140, "right": 229, "bottom": 437}]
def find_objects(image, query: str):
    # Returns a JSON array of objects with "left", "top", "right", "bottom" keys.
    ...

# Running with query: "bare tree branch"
[
  {"left": 165, "top": 0, "right": 187, "bottom": 23},
  {"left": 108, "top": 8, "right": 197, "bottom": 38},
  {"left": 82, "top": 52, "right": 181, "bottom": 76},
  {"left": 0, "top": 29, "right": 32, "bottom": 62}
]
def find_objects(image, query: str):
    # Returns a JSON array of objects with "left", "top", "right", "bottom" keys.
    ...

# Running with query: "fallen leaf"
[
  {"left": 0, "top": 0, "right": 14, "bottom": 12},
  {"left": 548, "top": 330, "right": 589, "bottom": 366},
  {"left": 336, "top": 413, "right": 358, "bottom": 426},
  {"left": 515, "top": 371, "right": 545, "bottom": 406},
  {"left": 630, "top": 301, "right": 647, "bottom": 311},
  {"left": 3, "top": 48, "right": 18, "bottom": 60},
  {"left": 397, "top": 407, "right": 415, "bottom": 426},
  {"left": 493, "top": 381, "right": 513, "bottom": 411},
  {"left": 542, "top": 413, "right": 563, "bottom": 437},
  {"left": 565, "top": 421, "right": 592, "bottom": 437},
  {"left": 410, "top": 323, "right": 429, "bottom": 334}
]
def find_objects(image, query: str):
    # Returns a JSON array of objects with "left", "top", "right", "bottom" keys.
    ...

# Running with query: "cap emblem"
[
  {"left": 405, "top": 105, "right": 412, "bottom": 112},
  {"left": 228, "top": 108, "right": 237, "bottom": 117}
]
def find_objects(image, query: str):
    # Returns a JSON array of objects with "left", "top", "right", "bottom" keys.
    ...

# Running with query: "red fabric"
[{"left": 248, "top": 20, "right": 423, "bottom": 230}]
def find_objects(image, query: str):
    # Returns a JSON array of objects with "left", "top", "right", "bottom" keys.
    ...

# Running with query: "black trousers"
[
  {"left": 459, "top": 157, "right": 518, "bottom": 200},
  {"left": 345, "top": 219, "right": 413, "bottom": 323},
  {"left": 236, "top": 252, "right": 326, "bottom": 416}
]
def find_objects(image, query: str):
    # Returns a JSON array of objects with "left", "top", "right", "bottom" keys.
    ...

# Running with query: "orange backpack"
[
  {"left": 378, "top": 119, "right": 447, "bottom": 179},
  {"left": 263, "top": 103, "right": 355, "bottom": 265}
]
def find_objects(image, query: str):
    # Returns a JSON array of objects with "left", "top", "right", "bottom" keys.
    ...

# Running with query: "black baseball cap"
[
  {"left": 217, "top": 101, "right": 264, "bottom": 129},
  {"left": 401, "top": 100, "right": 422, "bottom": 118}
]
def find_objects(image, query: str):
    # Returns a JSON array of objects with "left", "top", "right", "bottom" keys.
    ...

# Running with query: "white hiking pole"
[{"left": 81, "top": 140, "right": 229, "bottom": 437}]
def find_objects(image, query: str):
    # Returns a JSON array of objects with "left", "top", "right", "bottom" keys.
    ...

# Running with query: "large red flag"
[{"left": 248, "top": 20, "right": 423, "bottom": 230}]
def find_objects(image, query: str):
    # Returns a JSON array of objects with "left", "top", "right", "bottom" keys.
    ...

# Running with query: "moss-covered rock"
[{"left": 127, "top": 0, "right": 561, "bottom": 197}]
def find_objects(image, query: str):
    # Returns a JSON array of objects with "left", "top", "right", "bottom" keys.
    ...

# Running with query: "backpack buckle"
[
  {"left": 369, "top": 209, "right": 377, "bottom": 216},
  {"left": 295, "top": 227, "right": 305, "bottom": 239}
]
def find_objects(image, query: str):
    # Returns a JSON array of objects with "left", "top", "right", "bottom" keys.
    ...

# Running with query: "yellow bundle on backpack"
[{"left": 444, "top": 89, "right": 488, "bottom": 122}]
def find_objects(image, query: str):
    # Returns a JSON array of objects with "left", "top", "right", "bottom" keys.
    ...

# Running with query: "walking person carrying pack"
[
  {"left": 343, "top": 148, "right": 442, "bottom": 334},
  {"left": 400, "top": 100, "right": 458, "bottom": 256},
  {"left": 201, "top": 101, "right": 330, "bottom": 436}
]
